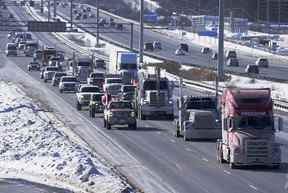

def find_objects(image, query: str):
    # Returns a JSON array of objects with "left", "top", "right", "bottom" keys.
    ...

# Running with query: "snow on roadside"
[{"left": 0, "top": 81, "right": 133, "bottom": 193}]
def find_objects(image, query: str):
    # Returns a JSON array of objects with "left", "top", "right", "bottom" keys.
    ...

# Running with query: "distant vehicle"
[
  {"left": 121, "top": 85, "right": 136, "bottom": 101},
  {"left": 95, "top": 59, "right": 106, "bottom": 68},
  {"left": 27, "top": 61, "right": 40, "bottom": 71},
  {"left": 75, "top": 14, "right": 81, "bottom": 20},
  {"left": 51, "top": 72, "right": 67, "bottom": 86},
  {"left": 116, "top": 23, "right": 123, "bottom": 31},
  {"left": 5, "top": 43, "right": 17, "bottom": 56},
  {"left": 103, "top": 77, "right": 123, "bottom": 92},
  {"left": 225, "top": 50, "right": 237, "bottom": 59},
  {"left": 76, "top": 84, "right": 100, "bottom": 110},
  {"left": 226, "top": 58, "right": 239, "bottom": 67},
  {"left": 144, "top": 42, "right": 154, "bottom": 51},
  {"left": 87, "top": 72, "right": 105, "bottom": 88},
  {"left": 59, "top": 76, "right": 79, "bottom": 93},
  {"left": 41, "top": 66, "right": 59, "bottom": 82},
  {"left": 24, "top": 41, "right": 39, "bottom": 57},
  {"left": 153, "top": 41, "right": 162, "bottom": 50},
  {"left": 115, "top": 51, "right": 138, "bottom": 84},
  {"left": 74, "top": 56, "right": 93, "bottom": 83},
  {"left": 255, "top": 58, "right": 269, "bottom": 68},
  {"left": 201, "top": 47, "right": 211, "bottom": 54},
  {"left": 175, "top": 48, "right": 185, "bottom": 56},
  {"left": 82, "top": 14, "right": 88, "bottom": 19},
  {"left": 103, "top": 101, "right": 137, "bottom": 130},
  {"left": 212, "top": 52, "right": 218, "bottom": 60},
  {"left": 86, "top": 7, "right": 91, "bottom": 12},
  {"left": 89, "top": 93, "right": 104, "bottom": 117},
  {"left": 179, "top": 43, "right": 189, "bottom": 52},
  {"left": 245, "top": 64, "right": 259, "bottom": 74}
]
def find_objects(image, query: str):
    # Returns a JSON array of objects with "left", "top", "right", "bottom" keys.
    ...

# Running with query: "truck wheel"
[
  {"left": 229, "top": 162, "right": 237, "bottom": 169},
  {"left": 168, "top": 114, "right": 174, "bottom": 120},
  {"left": 59, "top": 89, "right": 63, "bottom": 93},
  {"left": 176, "top": 128, "right": 180, "bottom": 138},
  {"left": 76, "top": 102, "right": 82, "bottom": 111},
  {"left": 90, "top": 108, "right": 95, "bottom": 118},
  {"left": 128, "top": 123, "right": 137, "bottom": 130},
  {"left": 44, "top": 79, "right": 47, "bottom": 83},
  {"left": 103, "top": 119, "right": 106, "bottom": 127},
  {"left": 217, "top": 142, "right": 224, "bottom": 164},
  {"left": 106, "top": 122, "right": 111, "bottom": 130}
]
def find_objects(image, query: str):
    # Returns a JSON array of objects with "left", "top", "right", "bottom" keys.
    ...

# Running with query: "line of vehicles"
[{"left": 6, "top": 30, "right": 284, "bottom": 169}]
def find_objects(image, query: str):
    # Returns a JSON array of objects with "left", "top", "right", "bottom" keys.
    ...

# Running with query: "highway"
[
  {"left": 53, "top": 2, "right": 288, "bottom": 81},
  {"left": 2, "top": 4, "right": 288, "bottom": 193}
]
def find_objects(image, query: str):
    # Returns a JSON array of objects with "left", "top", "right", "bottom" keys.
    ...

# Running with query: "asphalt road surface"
[{"left": 2, "top": 5, "right": 288, "bottom": 193}]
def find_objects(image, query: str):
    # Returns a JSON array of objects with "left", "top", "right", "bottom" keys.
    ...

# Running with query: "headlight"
[
  {"left": 80, "top": 95, "right": 84, "bottom": 100},
  {"left": 169, "top": 100, "right": 173, "bottom": 104},
  {"left": 143, "top": 100, "right": 149, "bottom": 104},
  {"left": 130, "top": 111, "right": 135, "bottom": 117}
]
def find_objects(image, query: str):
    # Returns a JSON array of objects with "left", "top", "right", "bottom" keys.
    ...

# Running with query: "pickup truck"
[
  {"left": 103, "top": 100, "right": 137, "bottom": 130},
  {"left": 76, "top": 84, "right": 100, "bottom": 110}
]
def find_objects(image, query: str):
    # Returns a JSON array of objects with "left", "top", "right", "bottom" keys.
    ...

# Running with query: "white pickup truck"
[{"left": 76, "top": 84, "right": 100, "bottom": 110}]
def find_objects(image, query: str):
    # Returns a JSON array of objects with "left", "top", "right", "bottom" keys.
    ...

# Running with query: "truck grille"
[
  {"left": 245, "top": 140, "right": 269, "bottom": 162},
  {"left": 149, "top": 92, "right": 166, "bottom": 105}
]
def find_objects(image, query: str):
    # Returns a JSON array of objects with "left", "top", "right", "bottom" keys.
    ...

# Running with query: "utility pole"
[
  {"left": 266, "top": 0, "right": 270, "bottom": 32},
  {"left": 278, "top": 0, "right": 281, "bottom": 27},
  {"left": 130, "top": 23, "right": 134, "bottom": 51},
  {"left": 216, "top": 0, "right": 224, "bottom": 110},
  {"left": 53, "top": 0, "right": 57, "bottom": 18},
  {"left": 139, "top": 0, "right": 144, "bottom": 66},
  {"left": 96, "top": 0, "right": 100, "bottom": 47},
  {"left": 257, "top": 0, "right": 260, "bottom": 23},
  {"left": 70, "top": 0, "right": 73, "bottom": 29},
  {"left": 40, "top": 0, "right": 43, "bottom": 13},
  {"left": 48, "top": 0, "right": 51, "bottom": 21}
]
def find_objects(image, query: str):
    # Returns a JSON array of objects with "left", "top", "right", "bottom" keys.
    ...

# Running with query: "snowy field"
[{"left": 0, "top": 82, "right": 133, "bottom": 193}]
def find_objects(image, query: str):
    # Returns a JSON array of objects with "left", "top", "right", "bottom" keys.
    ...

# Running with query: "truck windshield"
[
  {"left": 237, "top": 116, "right": 273, "bottom": 130},
  {"left": 120, "top": 63, "right": 137, "bottom": 70},
  {"left": 143, "top": 80, "right": 168, "bottom": 90}
]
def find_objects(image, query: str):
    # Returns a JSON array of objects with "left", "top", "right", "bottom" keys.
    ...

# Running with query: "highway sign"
[{"left": 27, "top": 21, "right": 66, "bottom": 32}]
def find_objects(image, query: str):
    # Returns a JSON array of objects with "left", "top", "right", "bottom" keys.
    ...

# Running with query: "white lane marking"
[
  {"left": 185, "top": 148, "right": 193, "bottom": 152},
  {"left": 223, "top": 170, "right": 231, "bottom": 175},
  {"left": 201, "top": 157, "right": 209, "bottom": 162},
  {"left": 170, "top": 139, "right": 176, "bottom": 143},
  {"left": 156, "top": 131, "right": 161, "bottom": 135},
  {"left": 248, "top": 184, "right": 258, "bottom": 191}
]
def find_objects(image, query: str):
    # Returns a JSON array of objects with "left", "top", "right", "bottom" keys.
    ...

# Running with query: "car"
[
  {"left": 27, "top": 61, "right": 40, "bottom": 71},
  {"left": 255, "top": 58, "right": 269, "bottom": 68},
  {"left": 95, "top": 59, "right": 106, "bottom": 68},
  {"left": 175, "top": 48, "right": 185, "bottom": 56},
  {"left": 121, "top": 85, "right": 136, "bottom": 101},
  {"left": 103, "top": 78, "right": 122, "bottom": 92},
  {"left": 103, "top": 101, "right": 137, "bottom": 130},
  {"left": 212, "top": 52, "right": 218, "bottom": 60},
  {"left": 201, "top": 47, "right": 211, "bottom": 54},
  {"left": 144, "top": 42, "right": 154, "bottom": 51},
  {"left": 245, "top": 64, "right": 259, "bottom": 74},
  {"left": 41, "top": 66, "right": 59, "bottom": 82},
  {"left": 59, "top": 76, "right": 79, "bottom": 93},
  {"left": 87, "top": 72, "right": 105, "bottom": 88},
  {"left": 225, "top": 50, "right": 237, "bottom": 59},
  {"left": 89, "top": 93, "right": 104, "bottom": 117},
  {"left": 5, "top": 43, "right": 17, "bottom": 56},
  {"left": 179, "top": 43, "right": 189, "bottom": 52},
  {"left": 153, "top": 41, "right": 162, "bottom": 50},
  {"left": 76, "top": 84, "right": 101, "bottom": 110},
  {"left": 226, "top": 58, "right": 239, "bottom": 67},
  {"left": 51, "top": 72, "right": 67, "bottom": 86}
]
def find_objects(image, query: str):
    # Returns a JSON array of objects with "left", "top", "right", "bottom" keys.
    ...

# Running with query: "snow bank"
[{"left": 0, "top": 82, "right": 133, "bottom": 193}]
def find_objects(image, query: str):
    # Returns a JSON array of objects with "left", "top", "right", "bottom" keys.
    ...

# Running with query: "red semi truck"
[{"left": 216, "top": 87, "right": 283, "bottom": 169}]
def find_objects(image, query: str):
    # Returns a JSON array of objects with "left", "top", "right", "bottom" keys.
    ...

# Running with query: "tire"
[
  {"left": 128, "top": 122, "right": 137, "bottom": 130},
  {"left": 90, "top": 107, "right": 95, "bottom": 118},
  {"left": 229, "top": 162, "right": 237, "bottom": 169},
  {"left": 176, "top": 128, "right": 180, "bottom": 138},
  {"left": 103, "top": 119, "right": 106, "bottom": 127},
  {"left": 28, "top": 68, "right": 30, "bottom": 71},
  {"left": 168, "top": 114, "right": 174, "bottom": 120},
  {"left": 76, "top": 102, "right": 81, "bottom": 111},
  {"left": 106, "top": 122, "right": 111, "bottom": 130},
  {"left": 59, "top": 89, "right": 63, "bottom": 93},
  {"left": 44, "top": 79, "right": 47, "bottom": 83},
  {"left": 216, "top": 142, "right": 224, "bottom": 164}
]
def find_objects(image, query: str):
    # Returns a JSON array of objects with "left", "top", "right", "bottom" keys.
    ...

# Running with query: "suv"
[
  {"left": 87, "top": 72, "right": 105, "bottom": 88},
  {"left": 51, "top": 72, "right": 67, "bottom": 86},
  {"left": 89, "top": 93, "right": 104, "bottom": 117},
  {"left": 226, "top": 58, "right": 239, "bottom": 67},
  {"left": 59, "top": 76, "right": 79, "bottom": 93},
  {"left": 255, "top": 58, "right": 269, "bottom": 68},
  {"left": 76, "top": 84, "right": 100, "bottom": 110},
  {"left": 245, "top": 64, "right": 259, "bottom": 74},
  {"left": 144, "top": 42, "right": 154, "bottom": 51},
  {"left": 104, "top": 101, "right": 137, "bottom": 130},
  {"left": 225, "top": 50, "right": 237, "bottom": 59},
  {"left": 27, "top": 61, "right": 40, "bottom": 71}
]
